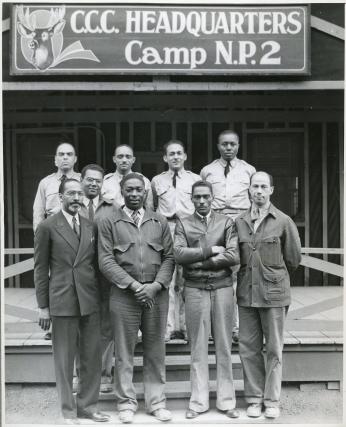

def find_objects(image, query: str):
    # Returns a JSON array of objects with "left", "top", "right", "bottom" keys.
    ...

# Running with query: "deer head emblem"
[{"left": 17, "top": 5, "right": 66, "bottom": 70}]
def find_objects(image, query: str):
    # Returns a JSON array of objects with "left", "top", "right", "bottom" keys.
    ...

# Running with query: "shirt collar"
[
  {"left": 61, "top": 209, "right": 80, "bottom": 225},
  {"left": 195, "top": 210, "right": 212, "bottom": 223},
  {"left": 83, "top": 196, "right": 99, "bottom": 208},
  {"left": 219, "top": 157, "right": 238, "bottom": 168},
  {"left": 251, "top": 202, "right": 271, "bottom": 220},
  {"left": 168, "top": 168, "right": 185, "bottom": 178},
  {"left": 57, "top": 170, "right": 77, "bottom": 180},
  {"left": 115, "top": 169, "right": 133, "bottom": 180},
  {"left": 123, "top": 206, "right": 145, "bottom": 218}
]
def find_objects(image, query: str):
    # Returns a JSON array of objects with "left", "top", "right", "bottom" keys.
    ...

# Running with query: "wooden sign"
[{"left": 11, "top": 4, "right": 310, "bottom": 75}]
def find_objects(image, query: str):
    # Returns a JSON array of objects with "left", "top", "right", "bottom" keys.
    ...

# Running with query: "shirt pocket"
[
  {"left": 263, "top": 271, "right": 286, "bottom": 301},
  {"left": 155, "top": 183, "right": 170, "bottom": 197},
  {"left": 259, "top": 237, "right": 282, "bottom": 266},
  {"left": 208, "top": 177, "right": 225, "bottom": 198}
]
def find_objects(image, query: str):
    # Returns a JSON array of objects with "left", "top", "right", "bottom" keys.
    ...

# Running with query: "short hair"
[
  {"left": 120, "top": 172, "right": 145, "bottom": 189},
  {"left": 114, "top": 144, "right": 134, "bottom": 156},
  {"left": 58, "top": 178, "right": 81, "bottom": 194},
  {"left": 55, "top": 138, "right": 75, "bottom": 155},
  {"left": 217, "top": 129, "right": 239, "bottom": 144},
  {"left": 250, "top": 171, "right": 274, "bottom": 187},
  {"left": 81, "top": 164, "right": 105, "bottom": 179},
  {"left": 163, "top": 139, "right": 185, "bottom": 155},
  {"left": 191, "top": 180, "right": 213, "bottom": 195}
]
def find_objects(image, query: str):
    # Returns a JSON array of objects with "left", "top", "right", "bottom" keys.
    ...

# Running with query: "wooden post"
[{"left": 304, "top": 123, "right": 310, "bottom": 286}]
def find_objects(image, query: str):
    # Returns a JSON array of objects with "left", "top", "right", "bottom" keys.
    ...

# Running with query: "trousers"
[
  {"left": 109, "top": 285, "right": 169, "bottom": 413},
  {"left": 238, "top": 305, "right": 288, "bottom": 408},
  {"left": 51, "top": 312, "right": 101, "bottom": 419},
  {"left": 185, "top": 285, "right": 236, "bottom": 412}
]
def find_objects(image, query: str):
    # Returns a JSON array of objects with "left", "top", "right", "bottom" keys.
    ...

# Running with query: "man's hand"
[
  {"left": 211, "top": 246, "right": 225, "bottom": 255},
  {"left": 135, "top": 282, "right": 161, "bottom": 302},
  {"left": 38, "top": 307, "right": 51, "bottom": 331}
]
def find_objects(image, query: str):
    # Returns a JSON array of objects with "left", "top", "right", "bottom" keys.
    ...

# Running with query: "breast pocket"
[
  {"left": 147, "top": 242, "right": 164, "bottom": 265},
  {"left": 155, "top": 183, "right": 170, "bottom": 198},
  {"left": 113, "top": 242, "right": 134, "bottom": 266},
  {"left": 260, "top": 237, "right": 282, "bottom": 266},
  {"left": 209, "top": 178, "right": 225, "bottom": 197}
]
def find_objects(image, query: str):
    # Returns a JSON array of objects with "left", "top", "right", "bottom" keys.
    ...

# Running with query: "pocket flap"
[
  {"left": 263, "top": 271, "right": 285, "bottom": 283},
  {"left": 147, "top": 242, "right": 164, "bottom": 252},
  {"left": 114, "top": 242, "right": 133, "bottom": 252}
]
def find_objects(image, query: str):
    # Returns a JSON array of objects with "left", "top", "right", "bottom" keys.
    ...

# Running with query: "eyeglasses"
[{"left": 85, "top": 177, "right": 102, "bottom": 184}]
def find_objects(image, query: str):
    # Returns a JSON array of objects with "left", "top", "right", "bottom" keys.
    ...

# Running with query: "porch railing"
[{"left": 4, "top": 248, "right": 344, "bottom": 280}]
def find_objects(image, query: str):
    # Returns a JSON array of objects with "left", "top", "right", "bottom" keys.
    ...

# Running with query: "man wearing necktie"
[
  {"left": 33, "top": 139, "right": 80, "bottom": 341},
  {"left": 79, "top": 164, "right": 118, "bottom": 394},
  {"left": 200, "top": 130, "right": 256, "bottom": 343},
  {"left": 174, "top": 180, "right": 240, "bottom": 420},
  {"left": 98, "top": 173, "right": 175, "bottom": 424},
  {"left": 235, "top": 172, "right": 301, "bottom": 419},
  {"left": 151, "top": 140, "right": 200, "bottom": 342},
  {"left": 34, "top": 178, "right": 109, "bottom": 424}
]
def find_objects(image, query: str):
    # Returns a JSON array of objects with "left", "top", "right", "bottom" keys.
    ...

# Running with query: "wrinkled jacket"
[
  {"left": 235, "top": 204, "right": 302, "bottom": 308},
  {"left": 174, "top": 211, "right": 239, "bottom": 288},
  {"left": 98, "top": 207, "right": 174, "bottom": 289}
]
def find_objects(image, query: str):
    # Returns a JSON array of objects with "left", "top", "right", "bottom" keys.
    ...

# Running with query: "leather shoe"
[
  {"left": 226, "top": 408, "right": 240, "bottom": 418},
  {"left": 64, "top": 418, "right": 80, "bottom": 425},
  {"left": 185, "top": 409, "right": 206, "bottom": 419},
  {"left": 119, "top": 410, "right": 134, "bottom": 424},
  {"left": 264, "top": 407, "right": 280, "bottom": 419},
  {"left": 151, "top": 408, "right": 172, "bottom": 422},
  {"left": 77, "top": 411, "right": 110, "bottom": 422}
]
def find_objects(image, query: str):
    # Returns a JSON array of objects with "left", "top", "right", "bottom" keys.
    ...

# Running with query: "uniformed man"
[
  {"left": 151, "top": 140, "right": 200, "bottom": 341},
  {"left": 102, "top": 144, "right": 153, "bottom": 209},
  {"left": 80, "top": 164, "right": 117, "bottom": 394},
  {"left": 200, "top": 129, "right": 256, "bottom": 342},
  {"left": 33, "top": 140, "right": 80, "bottom": 341},
  {"left": 33, "top": 140, "right": 80, "bottom": 232},
  {"left": 235, "top": 171, "right": 301, "bottom": 419}
]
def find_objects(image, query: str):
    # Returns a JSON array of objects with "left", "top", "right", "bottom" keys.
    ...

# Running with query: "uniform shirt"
[
  {"left": 33, "top": 170, "right": 81, "bottom": 232},
  {"left": 200, "top": 157, "right": 256, "bottom": 211},
  {"left": 101, "top": 170, "right": 153, "bottom": 210},
  {"left": 151, "top": 169, "right": 200, "bottom": 219}
]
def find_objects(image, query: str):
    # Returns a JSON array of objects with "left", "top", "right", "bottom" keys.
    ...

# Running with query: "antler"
[
  {"left": 17, "top": 5, "right": 34, "bottom": 31},
  {"left": 47, "top": 6, "right": 66, "bottom": 28}
]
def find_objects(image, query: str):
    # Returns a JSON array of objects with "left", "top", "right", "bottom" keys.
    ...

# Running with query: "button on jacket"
[
  {"left": 200, "top": 158, "right": 255, "bottom": 211},
  {"left": 97, "top": 208, "right": 174, "bottom": 289},
  {"left": 235, "top": 204, "right": 302, "bottom": 308},
  {"left": 174, "top": 211, "right": 239, "bottom": 286}
]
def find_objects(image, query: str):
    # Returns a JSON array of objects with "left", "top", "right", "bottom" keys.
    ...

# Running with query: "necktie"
[
  {"left": 60, "top": 174, "right": 67, "bottom": 183},
  {"left": 132, "top": 210, "right": 140, "bottom": 227},
  {"left": 224, "top": 160, "right": 231, "bottom": 177},
  {"left": 200, "top": 216, "right": 207, "bottom": 226},
  {"left": 72, "top": 216, "right": 80, "bottom": 239},
  {"left": 88, "top": 199, "right": 94, "bottom": 221},
  {"left": 251, "top": 207, "right": 260, "bottom": 221},
  {"left": 172, "top": 171, "right": 178, "bottom": 188}
]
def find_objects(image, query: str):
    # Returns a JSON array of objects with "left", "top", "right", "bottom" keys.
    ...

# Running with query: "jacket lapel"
[
  {"left": 75, "top": 216, "right": 94, "bottom": 265},
  {"left": 241, "top": 209, "right": 254, "bottom": 232},
  {"left": 55, "top": 211, "right": 80, "bottom": 254}
]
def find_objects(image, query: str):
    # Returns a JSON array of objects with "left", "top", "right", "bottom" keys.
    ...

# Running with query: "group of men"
[{"left": 33, "top": 130, "right": 302, "bottom": 424}]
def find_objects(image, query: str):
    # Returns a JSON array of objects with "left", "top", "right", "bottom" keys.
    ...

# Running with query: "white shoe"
[
  {"left": 151, "top": 408, "right": 172, "bottom": 422},
  {"left": 246, "top": 403, "right": 262, "bottom": 418},
  {"left": 265, "top": 406, "right": 280, "bottom": 418},
  {"left": 119, "top": 410, "right": 134, "bottom": 424}
]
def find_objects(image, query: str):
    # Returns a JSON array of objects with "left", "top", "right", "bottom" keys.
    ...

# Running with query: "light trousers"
[
  {"left": 185, "top": 285, "right": 236, "bottom": 412},
  {"left": 238, "top": 305, "right": 288, "bottom": 408}
]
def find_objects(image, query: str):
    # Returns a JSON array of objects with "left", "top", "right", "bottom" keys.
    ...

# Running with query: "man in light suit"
[{"left": 34, "top": 178, "right": 109, "bottom": 424}]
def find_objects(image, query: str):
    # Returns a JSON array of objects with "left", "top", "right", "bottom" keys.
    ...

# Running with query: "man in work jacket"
[
  {"left": 97, "top": 172, "right": 175, "bottom": 424},
  {"left": 235, "top": 171, "right": 301, "bottom": 420},
  {"left": 174, "top": 180, "right": 240, "bottom": 420}
]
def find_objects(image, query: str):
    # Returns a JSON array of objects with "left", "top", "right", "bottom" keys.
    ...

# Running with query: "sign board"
[{"left": 11, "top": 4, "right": 310, "bottom": 75}]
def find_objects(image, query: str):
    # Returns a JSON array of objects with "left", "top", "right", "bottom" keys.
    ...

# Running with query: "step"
[{"left": 97, "top": 380, "right": 245, "bottom": 400}]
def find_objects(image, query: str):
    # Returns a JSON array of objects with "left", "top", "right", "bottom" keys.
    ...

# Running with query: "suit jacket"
[{"left": 34, "top": 210, "right": 100, "bottom": 316}]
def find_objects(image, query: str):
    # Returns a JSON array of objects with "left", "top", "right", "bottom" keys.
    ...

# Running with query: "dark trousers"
[
  {"left": 238, "top": 306, "right": 288, "bottom": 408},
  {"left": 109, "top": 286, "right": 169, "bottom": 413},
  {"left": 51, "top": 312, "right": 101, "bottom": 419}
]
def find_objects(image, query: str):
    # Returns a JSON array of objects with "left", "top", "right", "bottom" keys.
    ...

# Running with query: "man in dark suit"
[{"left": 34, "top": 178, "right": 110, "bottom": 424}]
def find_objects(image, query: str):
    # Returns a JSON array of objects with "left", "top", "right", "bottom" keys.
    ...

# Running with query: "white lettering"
[
  {"left": 100, "top": 10, "right": 116, "bottom": 34},
  {"left": 239, "top": 41, "right": 256, "bottom": 64},
  {"left": 126, "top": 11, "right": 141, "bottom": 33},
  {"left": 125, "top": 40, "right": 142, "bottom": 65},
  {"left": 287, "top": 11, "right": 302, "bottom": 34},
  {"left": 215, "top": 41, "right": 233, "bottom": 64},
  {"left": 70, "top": 10, "right": 85, "bottom": 34},
  {"left": 258, "top": 12, "right": 273, "bottom": 34}
]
